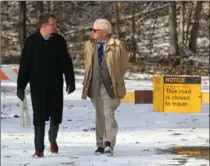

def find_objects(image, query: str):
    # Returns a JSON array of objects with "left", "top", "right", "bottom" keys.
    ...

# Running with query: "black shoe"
[
  {"left": 105, "top": 141, "right": 111, "bottom": 147},
  {"left": 104, "top": 141, "right": 113, "bottom": 155},
  {"left": 95, "top": 147, "right": 104, "bottom": 154}
]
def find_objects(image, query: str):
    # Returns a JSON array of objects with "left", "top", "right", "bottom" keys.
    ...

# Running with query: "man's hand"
[
  {"left": 66, "top": 84, "right": 75, "bottom": 94},
  {"left": 17, "top": 90, "right": 25, "bottom": 101}
]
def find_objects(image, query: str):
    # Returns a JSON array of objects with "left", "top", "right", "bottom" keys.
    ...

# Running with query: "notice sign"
[
  {"left": 153, "top": 76, "right": 202, "bottom": 113},
  {"left": 164, "top": 76, "right": 201, "bottom": 113}
]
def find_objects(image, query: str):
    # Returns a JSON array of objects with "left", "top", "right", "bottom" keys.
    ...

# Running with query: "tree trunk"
[
  {"left": 130, "top": 1, "right": 136, "bottom": 63},
  {"left": 169, "top": 2, "right": 178, "bottom": 56},
  {"left": 0, "top": 1, "right": 1, "bottom": 65},
  {"left": 209, "top": 1, "right": 210, "bottom": 57},
  {"left": 189, "top": 1, "right": 202, "bottom": 53},
  {"left": 149, "top": 3, "right": 158, "bottom": 55},
  {"left": 185, "top": 2, "right": 194, "bottom": 45},
  {"left": 49, "top": 1, "right": 54, "bottom": 14},
  {"left": 114, "top": 2, "right": 120, "bottom": 39},
  {"left": 99, "top": 1, "right": 104, "bottom": 15},
  {"left": 36, "top": 2, "right": 43, "bottom": 27},
  {"left": 47, "top": 1, "right": 50, "bottom": 13},
  {"left": 19, "top": 1, "right": 26, "bottom": 51},
  {"left": 179, "top": 1, "right": 185, "bottom": 45}
]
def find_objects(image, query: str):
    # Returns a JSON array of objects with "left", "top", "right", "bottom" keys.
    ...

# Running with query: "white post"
[{"left": 20, "top": 97, "right": 31, "bottom": 128}]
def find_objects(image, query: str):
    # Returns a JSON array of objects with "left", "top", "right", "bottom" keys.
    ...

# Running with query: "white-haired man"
[{"left": 81, "top": 18, "right": 129, "bottom": 155}]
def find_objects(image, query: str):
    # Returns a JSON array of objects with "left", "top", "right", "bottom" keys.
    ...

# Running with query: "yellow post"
[{"left": 153, "top": 75, "right": 164, "bottom": 112}]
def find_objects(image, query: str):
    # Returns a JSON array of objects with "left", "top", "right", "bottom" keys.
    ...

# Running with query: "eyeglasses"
[
  {"left": 91, "top": 28, "right": 102, "bottom": 33},
  {"left": 47, "top": 22, "right": 58, "bottom": 26}
]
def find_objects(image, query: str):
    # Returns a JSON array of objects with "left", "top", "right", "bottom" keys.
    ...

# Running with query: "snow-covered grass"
[{"left": 1, "top": 73, "right": 209, "bottom": 166}]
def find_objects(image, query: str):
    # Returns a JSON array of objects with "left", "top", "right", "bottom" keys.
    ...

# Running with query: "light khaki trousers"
[{"left": 91, "top": 82, "right": 120, "bottom": 149}]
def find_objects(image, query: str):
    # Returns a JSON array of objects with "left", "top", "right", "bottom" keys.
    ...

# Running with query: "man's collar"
[
  {"left": 97, "top": 38, "right": 107, "bottom": 44},
  {"left": 89, "top": 37, "right": 115, "bottom": 46},
  {"left": 39, "top": 30, "right": 50, "bottom": 40},
  {"left": 107, "top": 38, "right": 115, "bottom": 46}
]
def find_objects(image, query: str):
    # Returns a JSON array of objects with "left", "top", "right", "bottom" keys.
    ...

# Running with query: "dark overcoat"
[{"left": 17, "top": 31, "right": 75, "bottom": 126}]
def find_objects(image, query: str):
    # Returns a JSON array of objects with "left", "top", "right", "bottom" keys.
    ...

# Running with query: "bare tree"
[
  {"left": 169, "top": 2, "right": 178, "bottom": 56},
  {"left": 149, "top": 3, "right": 158, "bottom": 55},
  {"left": 47, "top": 1, "right": 50, "bottom": 13},
  {"left": 48, "top": 1, "right": 54, "bottom": 14},
  {"left": 37, "top": 2, "right": 43, "bottom": 27},
  {"left": 0, "top": 1, "right": 1, "bottom": 67},
  {"left": 179, "top": 1, "right": 185, "bottom": 45},
  {"left": 185, "top": 2, "right": 194, "bottom": 45},
  {"left": 130, "top": 1, "right": 136, "bottom": 63},
  {"left": 19, "top": 1, "right": 26, "bottom": 51},
  {"left": 209, "top": 1, "right": 210, "bottom": 57},
  {"left": 189, "top": 1, "right": 202, "bottom": 53},
  {"left": 114, "top": 2, "right": 120, "bottom": 39}
]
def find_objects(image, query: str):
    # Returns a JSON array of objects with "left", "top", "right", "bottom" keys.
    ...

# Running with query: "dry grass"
[{"left": 158, "top": 146, "right": 209, "bottom": 160}]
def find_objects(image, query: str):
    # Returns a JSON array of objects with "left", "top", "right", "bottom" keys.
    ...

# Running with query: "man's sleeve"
[
  {"left": 17, "top": 38, "right": 31, "bottom": 91},
  {"left": 60, "top": 37, "right": 75, "bottom": 87},
  {"left": 119, "top": 41, "right": 129, "bottom": 75}
]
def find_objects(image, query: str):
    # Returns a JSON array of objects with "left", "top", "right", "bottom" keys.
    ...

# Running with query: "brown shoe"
[
  {"left": 50, "top": 143, "right": 58, "bottom": 153},
  {"left": 33, "top": 152, "right": 44, "bottom": 158}
]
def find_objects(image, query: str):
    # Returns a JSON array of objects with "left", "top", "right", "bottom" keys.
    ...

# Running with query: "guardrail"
[{"left": 1, "top": 66, "right": 209, "bottom": 105}]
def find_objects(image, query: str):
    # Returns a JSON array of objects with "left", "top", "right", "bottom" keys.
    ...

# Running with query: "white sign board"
[{"left": 201, "top": 76, "right": 209, "bottom": 92}]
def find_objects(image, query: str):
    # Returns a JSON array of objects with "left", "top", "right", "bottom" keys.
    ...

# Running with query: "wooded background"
[{"left": 1, "top": 1, "right": 209, "bottom": 75}]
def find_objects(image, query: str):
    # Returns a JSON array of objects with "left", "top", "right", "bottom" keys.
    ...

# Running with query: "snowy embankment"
[{"left": 1, "top": 70, "right": 209, "bottom": 166}]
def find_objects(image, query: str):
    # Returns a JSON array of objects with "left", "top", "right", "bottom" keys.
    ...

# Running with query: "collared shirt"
[
  {"left": 44, "top": 35, "right": 50, "bottom": 40},
  {"left": 97, "top": 38, "right": 107, "bottom": 54},
  {"left": 40, "top": 30, "right": 50, "bottom": 40}
]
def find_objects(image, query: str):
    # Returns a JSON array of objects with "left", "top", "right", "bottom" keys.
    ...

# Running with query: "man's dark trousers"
[{"left": 34, "top": 119, "right": 59, "bottom": 152}]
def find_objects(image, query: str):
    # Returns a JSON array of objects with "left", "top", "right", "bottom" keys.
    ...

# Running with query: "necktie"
[{"left": 98, "top": 42, "right": 104, "bottom": 65}]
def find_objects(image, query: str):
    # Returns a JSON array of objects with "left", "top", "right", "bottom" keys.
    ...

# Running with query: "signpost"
[{"left": 153, "top": 75, "right": 202, "bottom": 113}]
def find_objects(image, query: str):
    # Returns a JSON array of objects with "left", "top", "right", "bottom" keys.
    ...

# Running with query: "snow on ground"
[{"left": 1, "top": 72, "right": 209, "bottom": 166}]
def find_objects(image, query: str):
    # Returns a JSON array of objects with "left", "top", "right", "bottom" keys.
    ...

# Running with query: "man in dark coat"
[{"left": 16, "top": 13, "right": 75, "bottom": 157}]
